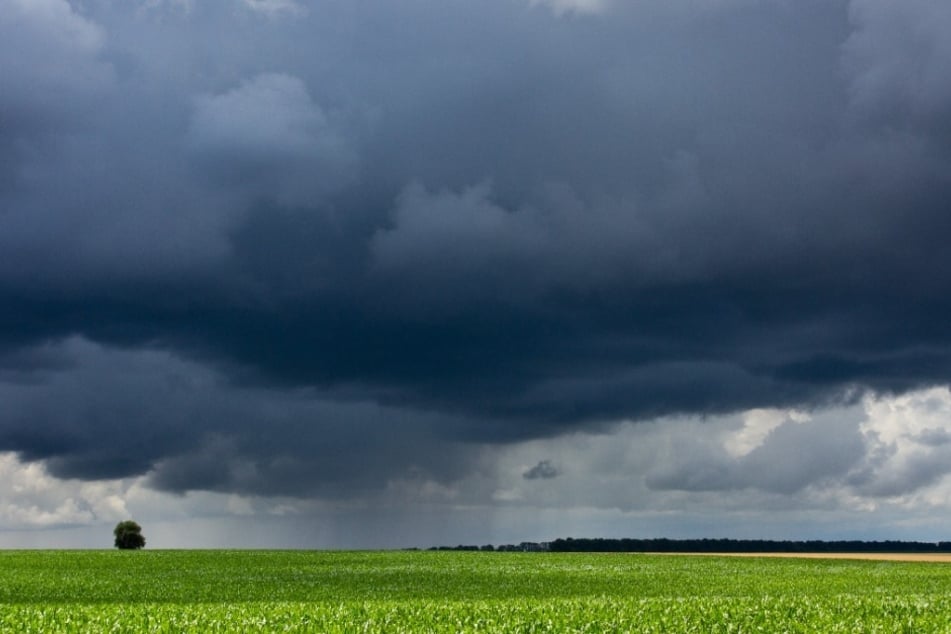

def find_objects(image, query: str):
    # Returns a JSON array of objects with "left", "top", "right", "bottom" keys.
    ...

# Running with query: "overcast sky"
[{"left": 2, "top": 0, "right": 951, "bottom": 548}]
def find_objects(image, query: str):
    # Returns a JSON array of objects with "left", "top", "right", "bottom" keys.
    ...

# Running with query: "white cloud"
[
  {"left": 848, "top": 387, "right": 951, "bottom": 498},
  {"left": 460, "top": 388, "right": 951, "bottom": 532},
  {"left": 0, "top": 453, "right": 125, "bottom": 529},
  {"left": 0, "top": 451, "right": 326, "bottom": 544},
  {"left": 724, "top": 408, "right": 788, "bottom": 457}
]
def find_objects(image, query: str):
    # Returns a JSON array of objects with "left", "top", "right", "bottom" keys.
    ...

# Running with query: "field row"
[
  {"left": 1, "top": 596, "right": 950, "bottom": 633},
  {"left": 1, "top": 551, "right": 949, "bottom": 632},
  {"left": 4, "top": 550, "right": 951, "bottom": 603}
]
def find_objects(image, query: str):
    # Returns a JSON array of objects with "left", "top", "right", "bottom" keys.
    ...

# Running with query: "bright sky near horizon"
[{"left": 2, "top": 0, "right": 951, "bottom": 548}]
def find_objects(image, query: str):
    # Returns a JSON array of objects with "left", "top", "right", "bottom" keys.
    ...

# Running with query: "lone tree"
[{"left": 113, "top": 520, "right": 146, "bottom": 550}]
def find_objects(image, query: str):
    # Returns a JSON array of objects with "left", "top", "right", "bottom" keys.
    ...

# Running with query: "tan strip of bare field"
[{"left": 655, "top": 552, "right": 951, "bottom": 563}]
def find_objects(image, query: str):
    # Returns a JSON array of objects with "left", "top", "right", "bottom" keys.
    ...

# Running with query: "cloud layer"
[{"left": 2, "top": 0, "right": 951, "bottom": 544}]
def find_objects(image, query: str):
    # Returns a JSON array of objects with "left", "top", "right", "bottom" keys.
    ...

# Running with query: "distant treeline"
[
  {"left": 422, "top": 542, "right": 549, "bottom": 552},
  {"left": 421, "top": 538, "right": 951, "bottom": 553},
  {"left": 547, "top": 538, "right": 951, "bottom": 553}
]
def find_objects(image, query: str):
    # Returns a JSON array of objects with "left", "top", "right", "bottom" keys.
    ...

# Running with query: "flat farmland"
[
  {"left": 1, "top": 550, "right": 950, "bottom": 632},
  {"left": 667, "top": 552, "right": 951, "bottom": 563}
]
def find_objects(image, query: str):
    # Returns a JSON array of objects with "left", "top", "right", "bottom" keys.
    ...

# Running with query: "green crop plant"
[{"left": 0, "top": 551, "right": 949, "bottom": 632}]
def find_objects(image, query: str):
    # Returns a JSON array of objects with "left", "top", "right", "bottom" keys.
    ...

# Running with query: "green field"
[{"left": 1, "top": 550, "right": 950, "bottom": 632}]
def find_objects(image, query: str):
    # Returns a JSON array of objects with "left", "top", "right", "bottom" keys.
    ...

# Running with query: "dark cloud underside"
[{"left": 1, "top": 0, "right": 950, "bottom": 496}]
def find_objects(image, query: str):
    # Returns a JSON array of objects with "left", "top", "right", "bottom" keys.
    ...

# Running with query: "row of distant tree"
[
  {"left": 421, "top": 542, "right": 549, "bottom": 552},
  {"left": 547, "top": 538, "right": 951, "bottom": 553},
  {"left": 423, "top": 538, "right": 951, "bottom": 553}
]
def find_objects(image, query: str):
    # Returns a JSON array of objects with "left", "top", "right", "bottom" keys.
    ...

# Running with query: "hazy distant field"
[
  {"left": 1, "top": 550, "right": 950, "bottom": 632},
  {"left": 666, "top": 551, "right": 951, "bottom": 563}
]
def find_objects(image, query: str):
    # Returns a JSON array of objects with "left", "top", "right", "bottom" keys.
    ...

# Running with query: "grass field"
[{"left": 1, "top": 550, "right": 950, "bottom": 632}]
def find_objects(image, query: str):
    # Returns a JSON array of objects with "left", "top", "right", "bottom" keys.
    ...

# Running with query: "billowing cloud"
[
  {"left": 1, "top": 0, "right": 950, "bottom": 545},
  {"left": 0, "top": 453, "right": 121, "bottom": 529},
  {"left": 484, "top": 388, "right": 951, "bottom": 517},
  {"left": 0, "top": 0, "right": 108, "bottom": 95},
  {"left": 0, "top": 0, "right": 112, "bottom": 187},
  {"left": 644, "top": 412, "right": 867, "bottom": 495},
  {"left": 0, "top": 337, "right": 475, "bottom": 498},
  {"left": 188, "top": 73, "right": 355, "bottom": 205}
]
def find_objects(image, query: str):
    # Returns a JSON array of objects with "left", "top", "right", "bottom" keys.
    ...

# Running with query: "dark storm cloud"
[
  {"left": 523, "top": 460, "right": 560, "bottom": 480},
  {"left": 0, "top": 338, "right": 477, "bottom": 496},
  {"left": 2, "top": 0, "right": 951, "bottom": 496}
]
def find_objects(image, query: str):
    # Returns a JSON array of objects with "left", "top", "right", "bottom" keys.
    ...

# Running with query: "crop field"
[{"left": 1, "top": 550, "right": 950, "bottom": 632}]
